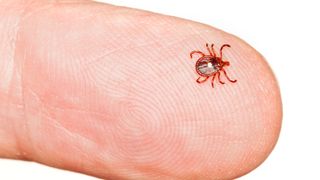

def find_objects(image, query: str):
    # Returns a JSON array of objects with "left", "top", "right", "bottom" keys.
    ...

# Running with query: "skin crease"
[{"left": 0, "top": 0, "right": 282, "bottom": 179}]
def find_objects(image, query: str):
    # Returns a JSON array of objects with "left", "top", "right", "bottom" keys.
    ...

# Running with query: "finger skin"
[{"left": 0, "top": 1, "right": 282, "bottom": 179}]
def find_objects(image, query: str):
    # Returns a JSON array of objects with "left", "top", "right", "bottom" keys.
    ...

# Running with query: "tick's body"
[
  {"left": 195, "top": 56, "right": 222, "bottom": 76},
  {"left": 190, "top": 43, "right": 237, "bottom": 88}
]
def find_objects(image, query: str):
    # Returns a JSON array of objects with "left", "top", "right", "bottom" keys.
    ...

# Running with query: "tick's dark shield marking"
[{"left": 190, "top": 43, "right": 237, "bottom": 88}]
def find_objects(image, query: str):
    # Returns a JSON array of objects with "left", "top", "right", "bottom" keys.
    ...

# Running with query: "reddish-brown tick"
[{"left": 190, "top": 43, "right": 237, "bottom": 88}]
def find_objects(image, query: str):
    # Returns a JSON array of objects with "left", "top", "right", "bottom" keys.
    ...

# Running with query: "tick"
[{"left": 190, "top": 43, "right": 237, "bottom": 88}]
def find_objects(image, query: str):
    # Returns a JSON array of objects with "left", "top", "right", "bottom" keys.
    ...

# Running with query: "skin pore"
[{"left": 0, "top": 0, "right": 282, "bottom": 179}]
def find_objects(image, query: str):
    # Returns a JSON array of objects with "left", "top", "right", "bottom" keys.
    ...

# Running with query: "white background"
[{"left": 1, "top": 0, "right": 320, "bottom": 179}]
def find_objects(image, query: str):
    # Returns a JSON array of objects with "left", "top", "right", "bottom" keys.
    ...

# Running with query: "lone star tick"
[{"left": 190, "top": 43, "right": 237, "bottom": 88}]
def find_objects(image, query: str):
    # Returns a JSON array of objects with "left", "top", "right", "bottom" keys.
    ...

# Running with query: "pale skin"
[{"left": 0, "top": 0, "right": 282, "bottom": 179}]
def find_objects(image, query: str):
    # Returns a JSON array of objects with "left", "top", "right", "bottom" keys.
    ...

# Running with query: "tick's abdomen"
[{"left": 196, "top": 57, "right": 220, "bottom": 76}]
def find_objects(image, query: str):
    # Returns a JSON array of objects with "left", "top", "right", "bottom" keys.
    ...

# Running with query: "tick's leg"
[
  {"left": 217, "top": 72, "right": 225, "bottom": 84},
  {"left": 219, "top": 44, "right": 231, "bottom": 59},
  {"left": 206, "top": 43, "right": 213, "bottom": 56},
  {"left": 196, "top": 76, "right": 209, "bottom": 83},
  {"left": 222, "top": 69, "right": 237, "bottom": 83},
  {"left": 210, "top": 44, "right": 217, "bottom": 58},
  {"left": 190, "top": 51, "right": 205, "bottom": 59},
  {"left": 211, "top": 73, "right": 217, "bottom": 88}
]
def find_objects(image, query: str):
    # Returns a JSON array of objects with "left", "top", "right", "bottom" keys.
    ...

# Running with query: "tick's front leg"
[
  {"left": 219, "top": 44, "right": 231, "bottom": 59},
  {"left": 222, "top": 69, "right": 237, "bottom": 83}
]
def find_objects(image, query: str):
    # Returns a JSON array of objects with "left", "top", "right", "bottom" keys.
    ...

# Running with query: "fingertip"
[{"left": 5, "top": 1, "right": 282, "bottom": 179}]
